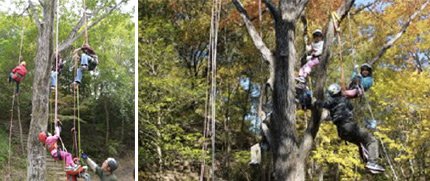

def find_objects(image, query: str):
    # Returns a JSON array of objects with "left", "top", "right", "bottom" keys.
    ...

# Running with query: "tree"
[{"left": 25, "top": 0, "right": 128, "bottom": 179}]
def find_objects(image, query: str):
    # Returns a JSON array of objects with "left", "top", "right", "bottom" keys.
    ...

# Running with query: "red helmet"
[{"left": 38, "top": 132, "right": 47, "bottom": 143}]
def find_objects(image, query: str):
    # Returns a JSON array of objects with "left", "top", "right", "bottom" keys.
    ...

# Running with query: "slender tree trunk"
[
  {"left": 105, "top": 101, "right": 110, "bottom": 145},
  {"left": 27, "top": 0, "right": 56, "bottom": 180}
]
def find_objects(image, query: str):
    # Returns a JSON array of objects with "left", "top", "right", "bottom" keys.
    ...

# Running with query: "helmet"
[
  {"left": 20, "top": 61, "right": 26, "bottom": 66},
  {"left": 106, "top": 157, "right": 118, "bottom": 172},
  {"left": 327, "top": 83, "right": 341, "bottom": 96},
  {"left": 38, "top": 132, "right": 47, "bottom": 143},
  {"left": 361, "top": 63, "right": 372, "bottom": 70},
  {"left": 312, "top": 29, "right": 323, "bottom": 37}
]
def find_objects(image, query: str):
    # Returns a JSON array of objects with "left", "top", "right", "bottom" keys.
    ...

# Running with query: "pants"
[
  {"left": 9, "top": 73, "right": 20, "bottom": 93},
  {"left": 299, "top": 56, "right": 320, "bottom": 78},
  {"left": 74, "top": 53, "right": 93, "bottom": 84},
  {"left": 52, "top": 150, "right": 75, "bottom": 167},
  {"left": 336, "top": 121, "right": 379, "bottom": 163},
  {"left": 51, "top": 71, "right": 58, "bottom": 87}
]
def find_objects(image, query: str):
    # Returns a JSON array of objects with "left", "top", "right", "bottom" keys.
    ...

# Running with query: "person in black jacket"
[{"left": 321, "top": 83, "right": 385, "bottom": 173}]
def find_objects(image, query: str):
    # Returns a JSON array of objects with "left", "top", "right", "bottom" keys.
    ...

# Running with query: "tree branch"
[
  {"left": 262, "top": 0, "right": 279, "bottom": 19},
  {"left": 350, "top": 0, "right": 379, "bottom": 16},
  {"left": 27, "top": 0, "right": 41, "bottom": 31},
  {"left": 232, "top": 0, "right": 275, "bottom": 87},
  {"left": 369, "top": 0, "right": 430, "bottom": 65},
  {"left": 58, "top": 0, "right": 127, "bottom": 52},
  {"left": 300, "top": 0, "right": 356, "bottom": 157},
  {"left": 296, "top": 0, "right": 309, "bottom": 19}
]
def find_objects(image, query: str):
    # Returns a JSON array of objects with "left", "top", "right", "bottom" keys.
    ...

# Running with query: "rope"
[
  {"left": 7, "top": 13, "right": 27, "bottom": 178},
  {"left": 83, "top": 0, "right": 88, "bottom": 44},
  {"left": 209, "top": 0, "right": 221, "bottom": 180},
  {"left": 77, "top": 86, "right": 81, "bottom": 159},
  {"left": 7, "top": 93, "right": 15, "bottom": 177},
  {"left": 347, "top": 12, "right": 357, "bottom": 65},
  {"left": 332, "top": 12, "right": 346, "bottom": 90}
]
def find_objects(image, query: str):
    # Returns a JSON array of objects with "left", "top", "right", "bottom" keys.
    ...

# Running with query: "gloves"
[{"left": 81, "top": 152, "right": 88, "bottom": 160}]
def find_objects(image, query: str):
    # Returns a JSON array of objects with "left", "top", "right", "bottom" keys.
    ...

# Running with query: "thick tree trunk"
[
  {"left": 27, "top": 0, "right": 56, "bottom": 180},
  {"left": 271, "top": 18, "right": 302, "bottom": 180}
]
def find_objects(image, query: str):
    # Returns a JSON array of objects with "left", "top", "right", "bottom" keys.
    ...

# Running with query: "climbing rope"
[
  {"left": 7, "top": 14, "right": 27, "bottom": 177},
  {"left": 199, "top": 0, "right": 221, "bottom": 180},
  {"left": 83, "top": 0, "right": 88, "bottom": 44},
  {"left": 332, "top": 12, "right": 346, "bottom": 90}
]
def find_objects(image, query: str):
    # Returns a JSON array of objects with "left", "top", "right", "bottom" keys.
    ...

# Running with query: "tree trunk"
[
  {"left": 27, "top": 0, "right": 56, "bottom": 180},
  {"left": 105, "top": 100, "right": 110, "bottom": 145}
]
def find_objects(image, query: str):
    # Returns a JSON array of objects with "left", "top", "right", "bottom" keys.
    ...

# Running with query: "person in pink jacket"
[
  {"left": 38, "top": 121, "right": 82, "bottom": 171},
  {"left": 8, "top": 60, "right": 28, "bottom": 94}
]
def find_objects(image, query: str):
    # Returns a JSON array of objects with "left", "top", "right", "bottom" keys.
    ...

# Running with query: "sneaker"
[
  {"left": 295, "top": 77, "right": 306, "bottom": 84},
  {"left": 249, "top": 160, "right": 260, "bottom": 166},
  {"left": 368, "top": 169, "right": 384, "bottom": 174},
  {"left": 366, "top": 162, "right": 385, "bottom": 172},
  {"left": 65, "top": 165, "right": 80, "bottom": 171},
  {"left": 81, "top": 65, "right": 88, "bottom": 70}
]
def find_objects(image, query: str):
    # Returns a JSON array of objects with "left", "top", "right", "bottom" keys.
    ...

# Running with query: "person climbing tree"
[
  {"left": 81, "top": 153, "right": 118, "bottom": 181},
  {"left": 71, "top": 43, "right": 98, "bottom": 90},
  {"left": 51, "top": 54, "right": 65, "bottom": 89},
  {"left": 295, "top": 78, "right": 313, "bottom": 109},
  {"left": 343, "top": 63, "right": 374, "bottom": 98},
  {"left": 319, "top": 83, "right": 385, "bottom": 173},
  {"left": 8, "top": 59, "right": 28, "bottom": 94},
  {"left": 38, "top": 120, "right": 84, "bottom": 172},
  {"left": 297, "top": 29, "right": 324, "bottom": 82}
]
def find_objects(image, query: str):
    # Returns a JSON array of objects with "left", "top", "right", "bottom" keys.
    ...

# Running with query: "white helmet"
[
  {"left": 312, "top": 29, "right": 323, "bottom": 36},
  {"left": 327, "top": 83, "right": 341, "bottom": 96}
]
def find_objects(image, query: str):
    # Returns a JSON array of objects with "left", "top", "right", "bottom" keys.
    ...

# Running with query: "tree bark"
[
  {"left": 105, "top": 100, "right": 110, "bottom": 145},
  {"left": 27, "top": 0, "right": 56, "bottom": 180}
]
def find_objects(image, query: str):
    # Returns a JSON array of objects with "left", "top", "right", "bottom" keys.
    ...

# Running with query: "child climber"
[
  {"left": 38, "top": 120, "right": 83, "bottom": 172},
  {"left": 51, "top": 54, "right": 65, "bottom": 89},
  {"left": 343, "top": 63, "right": 374, "bottom": 98},
  {"left": 297, "top": 29, "right": 324, "bottom": 82},
  {"left": 8, "top": 59, "right": 28, "bottom": 94},
  {"left": 71, "top": 43, "right": 98, "bottom": 90},
  {"left": 320, "top": 83, "right": 385, "bottom": 173}
]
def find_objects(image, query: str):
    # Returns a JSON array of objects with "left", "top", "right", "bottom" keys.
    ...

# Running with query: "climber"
[
  {"left": 295, "top": 78, "right": 313, "bottom": 109},
  {"left": 38, "top": 120, "right": 83, "bottom": 172},
  {"left": 81, "top": 153, "right": 118, "bottom": 180},
  {"left": 343, "top": 63, "right": 374, "bottom": 98},
  {"left": 71, "top": 43, "right": 98, "bottom": 90},
  {"left": 51, "top": 54, "right": 65, "bottom": 89},
  {"left": 318, "top": 83, "right": 385, "bottom": 173},
  {"left": 8, "top": 59, "right": 28, "bottom": 94},
  {"left": 297, "top": 29, "right": 324, "bottom": 82}
]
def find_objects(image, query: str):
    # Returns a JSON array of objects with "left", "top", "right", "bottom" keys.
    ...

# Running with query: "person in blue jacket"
[{"left": 343, "top": 63, "right": 373, "bottom": 98}]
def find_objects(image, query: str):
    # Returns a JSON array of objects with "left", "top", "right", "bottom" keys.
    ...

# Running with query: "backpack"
[{"left": 88, "top": 56, "right": 98, "bottom": 71}]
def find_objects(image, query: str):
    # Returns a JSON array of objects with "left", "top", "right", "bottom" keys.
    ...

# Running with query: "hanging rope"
[
  {"left": 7, "top": 14, "right": 27, "bottom": 178},
  {"left": 83, "top": 0, "right": 88, "bottom": 44},
  {"left": 347, "top": 12, "right": 357, "bottom": 65},
  {"left": 199, "top": 1, "right": 221, "bottom": 180},
  {"left": 332, "top": 12, "right": 346, "bottom": 90}
]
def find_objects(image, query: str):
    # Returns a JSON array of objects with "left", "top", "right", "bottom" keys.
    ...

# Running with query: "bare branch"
[
  {"left": 232, "top": 0, "right": 275, "bottom": 86},
  {"left": 27, "top": 0, "right": 41, "bottom": 30},
  {"left": 262, "top": 0, "right": 279, "bottom": 19},
  {"left": 296, "top": 0, "right": 309, "bottom": 19},
  {"left": 58, "top": 0, "right": 127, "bottom": 52},
  {"left": 350, "top": 0, "right": 379, "bottom": 15},
  {"left": 369, "top": 0, "right": 430, "bottom": 65}
]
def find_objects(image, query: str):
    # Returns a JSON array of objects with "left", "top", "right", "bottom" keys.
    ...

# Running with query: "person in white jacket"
[{"left": 298, "top": 29, "right": 324, "bottom": 81}]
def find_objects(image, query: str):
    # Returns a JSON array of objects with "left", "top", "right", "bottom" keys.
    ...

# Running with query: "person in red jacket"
[{"left": 8, "top": 60, "right": 28, "bottom": 94}]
